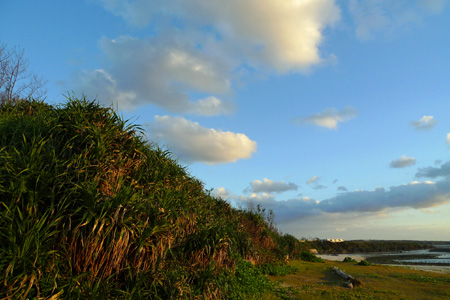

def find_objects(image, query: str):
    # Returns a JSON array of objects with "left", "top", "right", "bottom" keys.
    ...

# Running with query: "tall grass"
[{"left": 0, "top": 97, "right": 302, "bottom": 299}]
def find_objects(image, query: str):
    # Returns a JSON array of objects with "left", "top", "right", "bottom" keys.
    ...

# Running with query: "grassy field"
[{"left": 267, "top": 259, "right": 450, "bottom": 300}]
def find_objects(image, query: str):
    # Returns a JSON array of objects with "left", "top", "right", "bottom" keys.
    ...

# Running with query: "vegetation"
[
  {"left": 304, "top": 239, "right": 435, "bottom": 254},
  {"left": 0, "top": 97, "right": 316, "bottom": 299},
  {"left": 342, "top": 257, "right": 357, "bottom": 263},
  {"left": 267, "top": 259, "right": 450, "bottom": 299},
  {"left": 299, "top": 251, "right": 324, "bottom": 263}
]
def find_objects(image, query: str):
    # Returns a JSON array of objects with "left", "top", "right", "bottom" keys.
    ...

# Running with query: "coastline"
[{"left": 317, "top": 252, "right": 450, "bottom": 274}]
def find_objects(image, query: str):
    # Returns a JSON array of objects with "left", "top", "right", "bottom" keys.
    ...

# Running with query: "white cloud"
[
  {"left": 149, "top": 115, "right": 257, "bottom": 164},
  {"left": 447, "top": 133, "right": 450, "bottom": 144},
  {"left": 74, "top": 35, "right": 233, "bottom": 114},
  {"left": 246, "top": 178, "right": 298, "bottom": 194},
  {"left": 411, "top": 115, "right": 437, "bottom": 130},
  {"left": 215, "top": 187, "right": 231, "bottom": 199},
  {"left": 306, "top": 176, "right": 319, "bottom": 185},
  {"left": 72, "top": 69, "right": 137, "bottom": 106},
  {"left": 389, "top": 155, "right": 416, "bottom": 168},
  {"left": 83, "top": 1, "right": 341, "bottom": 112},
  {"left": 96, "top": 0, "right": 341, "bottom": 73},
  {"left": 293, "top": 107, "right": 357, "bottom": 129}
]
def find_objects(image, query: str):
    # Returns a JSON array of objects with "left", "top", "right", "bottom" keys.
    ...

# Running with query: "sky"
[{"left": 2, "top": 0, "right": 450, "bottom": 241}]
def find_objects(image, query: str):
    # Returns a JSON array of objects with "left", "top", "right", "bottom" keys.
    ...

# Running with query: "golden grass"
[{"left": 268, "top": 259, "right": 450, "bottom": 300}]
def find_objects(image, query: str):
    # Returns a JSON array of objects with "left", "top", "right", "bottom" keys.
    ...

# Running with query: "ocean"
[{"left": 317, "top": 245, "right": 450, "bottom": 274}]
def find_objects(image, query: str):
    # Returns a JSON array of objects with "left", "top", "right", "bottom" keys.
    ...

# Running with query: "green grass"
[
  {"left": 267, "top": 259, "right": 450, "bottom": 300},
  {"left": 0, "top": 97, "right": 305, "bottom": 299}
]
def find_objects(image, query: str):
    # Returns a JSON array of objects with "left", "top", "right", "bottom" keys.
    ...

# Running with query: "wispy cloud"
[
  {"left": 148, "top": 116, "right": 257, "bottom": 164},
  {"left": 293, "top": 107, "right": 357, "bottom": 129},
  {"left": 411, "top": 115, "right": 437, "bottom": 130},
  {"left": 348, "top": 0, "right": 448, "bottom": 40},
  {"left": 245, "top": 178, "right": 298, "bottom": 194},
  {"left": 389, "top": 155, "right": 416, "bottom": 168},
  {"left": 307, "top": 176, "right": 319, "bottom": 185}
]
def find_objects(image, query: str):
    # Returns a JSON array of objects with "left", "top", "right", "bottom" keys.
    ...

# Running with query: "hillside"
[{"left": 0, "top": 97, "right": 305, "bottom": 299}]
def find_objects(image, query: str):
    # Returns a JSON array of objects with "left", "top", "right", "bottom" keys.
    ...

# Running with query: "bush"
[
  {"left": 358, "top": 260, "right": 371, "bottom": 266},
  {"left": 259, "top": 263, "right": 299, "bottom": 276},
  {"left": 300, "top": 251, "right": 324, "bottom": 263},
  {"left": 0, "top": 97, "right": 298, "bottom": 299},
  {"left": 343, "top": 257, "right": 357, "bottom": 263},
  {"left": 219, "top": 259, "right": 273, "bottom": 300}
]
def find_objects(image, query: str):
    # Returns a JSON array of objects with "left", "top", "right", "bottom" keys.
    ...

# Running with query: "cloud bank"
[
  {"left": 149, "top": 116, "right": 257, "bottom": 164},
  {"left": 293, "top": 107, "right": 357, "bottom": 129},
  {"left": 416, "top": 160, "right": 450, "bottom": 178},
  {"left": 223, "top": 179, "right": 450, "bottom": 223}
]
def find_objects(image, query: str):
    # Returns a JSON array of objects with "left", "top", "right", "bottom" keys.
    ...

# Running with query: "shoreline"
[{"left": 317, "top": 253, "right": 450, "bottom": 274}]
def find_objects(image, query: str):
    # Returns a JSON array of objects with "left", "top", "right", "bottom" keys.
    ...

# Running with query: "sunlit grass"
[
  {"left": 0, "top": 97, "right": 305, "bottom": 299},
  {"left": 267, "top": 259, "right": 450, "bottom": 300}
]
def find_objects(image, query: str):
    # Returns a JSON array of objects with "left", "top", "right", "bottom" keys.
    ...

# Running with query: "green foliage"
[
  {"left": 357, "top": 260, "right": 371, "bottom": 266},
  {"left": 259, "top": 263, "right": 299, "bottom": 276},
  {"left": 300, "top": 251, "right": 324, "bottom": 263},
  {"left": 343, "top": 257, "right": 357, "bottom": 263},
  {"left": 0, "top": 97, "right": 298, "bottom": 299},
  {"left": 304, "top": 239, "right": 434, "bottom": 255},
  {"left": 219, "top": 259, "right": 274, "bottom": 300}
]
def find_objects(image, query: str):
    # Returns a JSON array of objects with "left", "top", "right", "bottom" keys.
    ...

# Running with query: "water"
[{"left": 318, "top": 245, "right": 450, "bottom": 273}]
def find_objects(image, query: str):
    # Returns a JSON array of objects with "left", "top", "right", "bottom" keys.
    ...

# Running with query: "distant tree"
[{"left": 0, "top": 43, "right": 46, "bottom": 103}]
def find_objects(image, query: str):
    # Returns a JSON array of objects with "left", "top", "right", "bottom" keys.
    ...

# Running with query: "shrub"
[
  {"left": 343, "top": 257, "right": 357, "bottom": 263},
  {"left": 300, "top": 251, "right": 324, "bottom": 263},
  {"left": 0, "top": 97, "right": 297, "bottom": 299},
  {"left": 358, "top": 260, "right": 371, "bottom": 266}
]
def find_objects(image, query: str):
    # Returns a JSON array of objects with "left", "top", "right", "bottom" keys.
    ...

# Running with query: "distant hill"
[{"left": 0, "top": 97, "right": 306, "bottom": 299}]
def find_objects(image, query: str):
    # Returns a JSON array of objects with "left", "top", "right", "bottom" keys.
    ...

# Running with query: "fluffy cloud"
[
  {"left": 74, "top": 36, "right": 232, "bottom": 114},
  {"left": 411, "top": 115, "right": 437, "bottom": 130},
  {"left": 149, "top": 116, "right": 257, "bottom": 164},
  {"left": 416, "top": 160, "right": 450, "bottom": 178},
  {"left": 96, "top": 0, "right": 341, "bottom": 72},
  {"left": 293, "top": 107, "right": 357, "bottom": 129},
  {"left": 389, "top": 155, "right": 416, "bottom": 168},
  {"left": 81, "top": 0, "right": 341, "bottom": 112},
  {"left": 348, "top": 0, "right": 448, "bottom": 40},
  {"left": 246, "top": 178, "right": 298, "bottom": 194},
  {"left": 447, "top": 133, "right": 450, "bottom": 144}
]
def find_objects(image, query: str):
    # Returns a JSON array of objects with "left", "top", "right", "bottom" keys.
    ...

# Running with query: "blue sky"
[{"left": 2, "top": 0, "right": 450, "bottom": 240}]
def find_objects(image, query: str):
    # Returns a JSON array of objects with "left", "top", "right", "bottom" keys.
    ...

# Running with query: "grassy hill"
[{"left": 0, "top": 97, "right": 305, "bottom": 299}]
